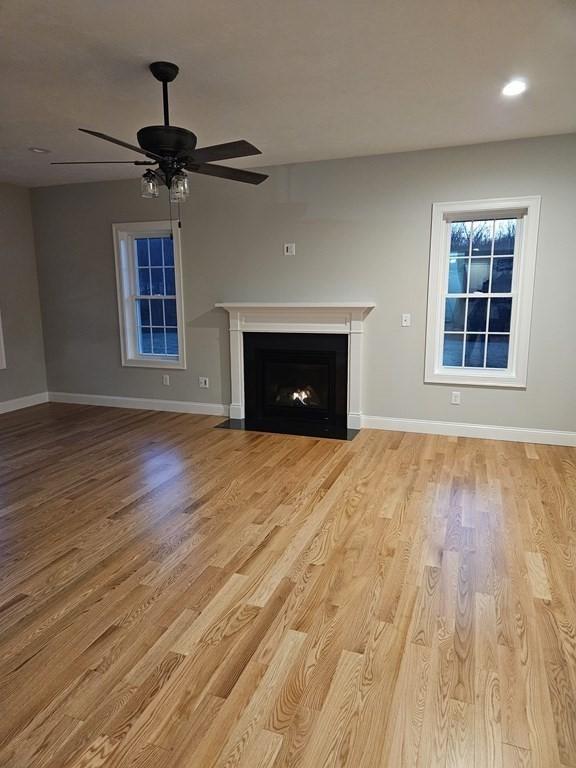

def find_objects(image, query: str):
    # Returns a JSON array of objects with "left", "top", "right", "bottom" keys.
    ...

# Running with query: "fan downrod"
[
  {"left": 149, "top": 61, "right": 179, "bottom": 83},
  {"left": 149, "top": 62, "right": 179, "bottom": 126}
]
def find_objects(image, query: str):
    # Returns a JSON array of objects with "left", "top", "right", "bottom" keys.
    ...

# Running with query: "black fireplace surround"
[{"left": 243, "top": 332, "right": 348, "bottom": 439}]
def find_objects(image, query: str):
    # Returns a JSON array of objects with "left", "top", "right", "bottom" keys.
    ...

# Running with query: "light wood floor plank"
[{"left": 0, "top": 403, "right": 574, "bottom": 767}]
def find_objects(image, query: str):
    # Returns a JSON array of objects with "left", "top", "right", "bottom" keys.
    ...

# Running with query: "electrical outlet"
[
  {"left": 284, "top": 242, "right": 296, "bottom": 256},
  {"left": 401, "top": 313, "right": 411, "bottom": 327},
  {"left": 199, "top": 376, "right": 209, "bottom": 389},
  {"left": 162, "top": 374, "right": 170, "bottom": 386},
  {"left": 451, "top": 391, "right": 461, "bottom": 405}
]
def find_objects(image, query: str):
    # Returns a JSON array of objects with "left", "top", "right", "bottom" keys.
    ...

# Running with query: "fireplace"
[
  {"left": 243, "top": 333, "right": 348, "bottom": 438},
  {"left": 216, "top": 302, "right": 375, "bottom": 434}
]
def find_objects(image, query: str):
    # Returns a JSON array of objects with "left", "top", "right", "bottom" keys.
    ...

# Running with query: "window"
[
  {"left": 0, "top": 307, "right": 5, "bottom": 370},
  {"left": 425, "top": 197, "right": 541, "bottom": 387},
  {"left": 113, "top": 221, "right": 186, "bottom": 369}
]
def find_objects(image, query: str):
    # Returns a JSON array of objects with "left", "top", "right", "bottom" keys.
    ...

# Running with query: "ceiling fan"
[{"left": 53, "top": 61, "right": 268, "bottom": 201}]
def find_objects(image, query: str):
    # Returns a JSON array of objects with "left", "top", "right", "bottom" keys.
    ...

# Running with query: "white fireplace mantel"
[{"left": 215, "top": 302, "right": 375, "bottom": 429}]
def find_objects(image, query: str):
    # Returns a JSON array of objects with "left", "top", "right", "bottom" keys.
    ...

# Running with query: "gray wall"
[
  {"left": 32, "top": 134, "right": 576, "bottom": 431},
  {"left": 0, "top": 183, "right": 47, "bottom": 401}
]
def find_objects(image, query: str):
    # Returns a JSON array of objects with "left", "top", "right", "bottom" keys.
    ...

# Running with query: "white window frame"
[
  {"left": 0, "top": 307, "right": 6, "bottom": 370},
  {"left": 425, "top": 196, "right": 541, "bottom": 388},
  {"left": 113, "top": 221, "right": 186, "bottom": 369}
]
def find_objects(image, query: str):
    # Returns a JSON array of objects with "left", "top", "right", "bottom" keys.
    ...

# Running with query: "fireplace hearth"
[{"left": 243, "top": 332, "right": 348, "bottom": 438}]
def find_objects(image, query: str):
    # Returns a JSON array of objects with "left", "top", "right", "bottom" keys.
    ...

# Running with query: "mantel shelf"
[{"left": 216, "top": 302, "right": 375, "bottom": 310}]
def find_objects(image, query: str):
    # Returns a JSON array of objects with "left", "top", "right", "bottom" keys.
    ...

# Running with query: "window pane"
[
  {"left": 467, "top": 297, "right": 488, "bottom": 332},
  {"left": 472, "top": 220, "right": 493, "bottom": 256},
  {"left": 448, "top": 258, "right": 468, "bottom": 294},
  {"left": 164, "top": 299, "right": 177, "bottom": 327},
  {"left": 450, "top": 222, "right": 471, "bottom": 257},
  {"left": 163, "top": 237, "right": 174, "bottom": 266},
  {"left": 164, "top": 267, "right": 176, "bottom": 295},
  {"left": 139, "top": 326, "right": 152, "bottom": 354},
  {"left": 486, "top": 335, "right": 510, "bottom": 368},
  {"left": 150, "top": 238, "right": 163, "bottom": 266},
  {"left": 469, "top": 257, "right": 490, "bottom": 293},
  {"left": 151, "top": 268, "right": 165, "bottom": 295},
  {"left": 489, "top": 298, "right": 512, "bottom": 332},
  {"left": 444, "top": 297, "right": 466, "bottom": 331},
  {"left": 138, "top": 268, "right": 151, "bottom": 295},
  {"left": 136, "top": 239, "right": 149, "bottom": 266},
  {"left": 443, "top": 334, "right": 463, "bottom": 366},
  {"left": 465, "top": 334, "right": 486, "bottom": 367},
  {"left": 166, "top": 327, "right": 179, "bottom": 355},
  {"left": 137, "top": 298, "right": 150, "bottom": 326},
  {"left": 150, "top": 299, "right": 164, "bottom": 326},
  {"left": 152, "top": 328, "right": 166, "bottom": 354},
  {"left": 494, "top": 219, "right": 516, "bottom": 255},
  {"left": 491, "top": 257, "right": 513, "bottom": 293}
]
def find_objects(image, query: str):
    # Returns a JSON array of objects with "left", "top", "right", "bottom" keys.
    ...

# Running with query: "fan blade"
[
  {"left": 186, "top": 162, "right": 268, "bottom": 185},
  {"left": 51, "top": 160, "right": 155, "bottom": 165},
  {"left": 186, "top": 140, "right": 261, "bottom": 164},
  {"left": 79, "top": 129, "right": 163, "bottom": 161}
]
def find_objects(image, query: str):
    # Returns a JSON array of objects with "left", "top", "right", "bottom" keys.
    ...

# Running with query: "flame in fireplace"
[
  {"left": 275, "top": 384, "right": 320, "bottom": 407},
  {"left": 291, "top": 389, "right": 310, "bottom": 405}
]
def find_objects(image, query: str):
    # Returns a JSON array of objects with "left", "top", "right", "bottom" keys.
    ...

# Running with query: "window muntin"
[
  {"left": 425, "top": 197, "right": 541, "bottom": 388},
  {"left": 442, "top": 217, "right": 517, "bottom": 371},
  {"left": 113, "top": 222, "right": 185, "bottom": 369}
]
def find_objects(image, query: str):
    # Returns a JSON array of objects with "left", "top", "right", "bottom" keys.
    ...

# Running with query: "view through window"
[
  {"left": 443, "top": 218, "right": 516, "bottom": 370},
  {"left": 134, "top": 236, "right": 179, "bottom": 357}
]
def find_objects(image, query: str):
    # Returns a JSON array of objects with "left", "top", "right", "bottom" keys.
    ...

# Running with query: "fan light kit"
[{"left": 53, "top": 61, "right": 268, "bottom": 217}]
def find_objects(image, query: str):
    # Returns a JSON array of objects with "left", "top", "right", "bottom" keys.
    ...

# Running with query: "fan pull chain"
[
  {"left": 166, "top": 187, "right": 182, "bottom": 237},
  {"left": 168, "top": 193, "right": 175, "bottom": 240}
]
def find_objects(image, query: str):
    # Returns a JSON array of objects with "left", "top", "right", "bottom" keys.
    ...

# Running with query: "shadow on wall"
[{"left": 187, "top": 308, "right": 231, "bottom": 402}]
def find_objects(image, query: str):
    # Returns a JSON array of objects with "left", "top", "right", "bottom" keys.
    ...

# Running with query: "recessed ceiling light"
[
  {"left": 28, "top": 146, "right": 51, "bottom": 154},
  {"left": 502, "top": 79, "right": 527, "bottom": 97}
]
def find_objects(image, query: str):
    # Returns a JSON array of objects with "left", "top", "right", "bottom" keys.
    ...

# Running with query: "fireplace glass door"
[{"left": 243, "top": 333, "right": 348, "bottom": 438}]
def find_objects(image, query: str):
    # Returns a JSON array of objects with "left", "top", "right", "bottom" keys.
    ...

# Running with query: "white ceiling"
[{"left": 1, "top": 0, "right": 575, "bottom": 187}]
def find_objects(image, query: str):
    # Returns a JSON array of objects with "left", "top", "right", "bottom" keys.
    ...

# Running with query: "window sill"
[
  {"left": 425, "top": 368, "right": 526, "bottom": 388},
  {"left": 122, "top": 356, "right": 186, "bottom": 370}
]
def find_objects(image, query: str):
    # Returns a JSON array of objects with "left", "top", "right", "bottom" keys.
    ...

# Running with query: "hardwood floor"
[{"left": 0, "top": 403, "right": 575, "bottom": 767}]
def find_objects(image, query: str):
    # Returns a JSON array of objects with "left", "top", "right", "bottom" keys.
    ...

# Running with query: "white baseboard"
[
  {"left": 0, "top": 391, "right": 49, "bottom": 414},
  {"left": 361, "top": 415, "right": 576, "bottom": 447},
  {"left": 48, "top": 391, "right": 229, "bottom": 417},
  {"left": 3, "top": 392, "right": 573, "bottom": 447}
]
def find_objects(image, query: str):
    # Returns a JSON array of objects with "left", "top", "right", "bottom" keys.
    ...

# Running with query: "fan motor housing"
[{"left": 137, "top": 125, "right": 197, "bottom": 157}]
